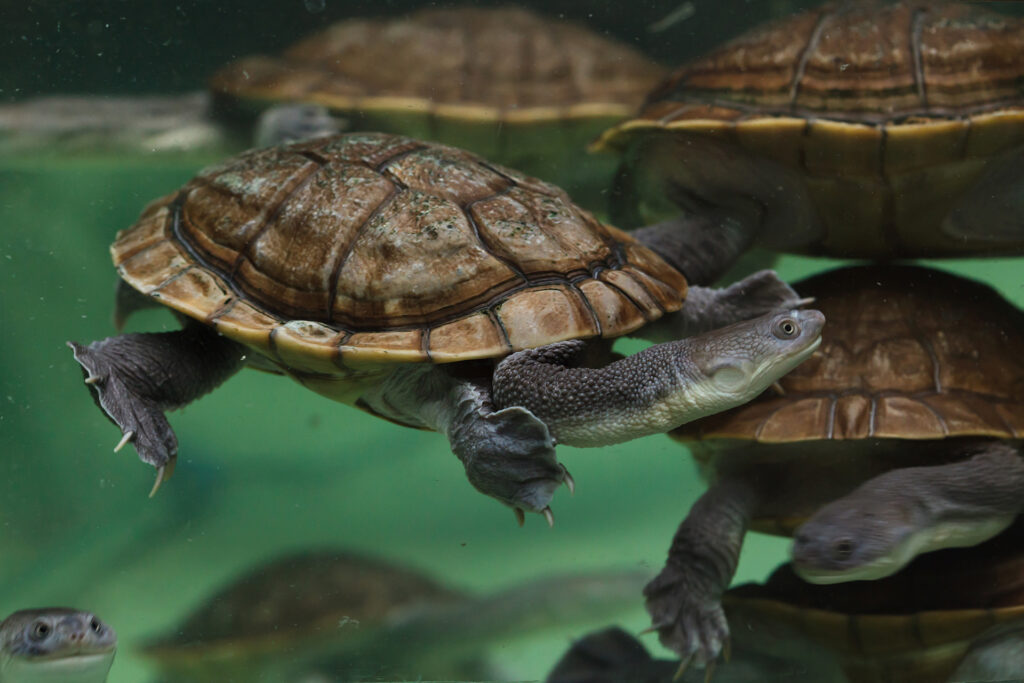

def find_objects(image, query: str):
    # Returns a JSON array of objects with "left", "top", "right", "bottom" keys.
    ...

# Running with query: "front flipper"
[
  {"left": 359, "top": 365, "right": 571, "bottom": 522},
  {"left": 645, "top": 478, "right": 757, "bottom": 672},
  {"left": 68, "top": 323, "right": 245, "bottom": 494},
  {"left": 632, "top": 210, "right": 756, "bottom": 287},
  {"left": 450, "top": 402, "right": 568, "bottom": 521}
]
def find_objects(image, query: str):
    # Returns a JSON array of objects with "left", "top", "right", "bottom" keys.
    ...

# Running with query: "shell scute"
[
  {"left": 332, "top": 187, "right": 516, "bottom": 328},
  {"left": 496, "top": 286, "right": 598, "bottom": 351},
  {"left": 427, "top": 313, "right": 508, "bottom": 362},
  {"left": 273, "top": 321, "right": 344, "bottom": 374}
]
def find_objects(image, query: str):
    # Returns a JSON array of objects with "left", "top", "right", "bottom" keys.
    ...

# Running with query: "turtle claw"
[
  {"left": 514, "top": 507, "right": 526, "bottom": 527},
  {"left": 113, "top": 430, "right": 134, "bottom": 453},
  {"left": 562, "top": 466, "right": 576, "bottom": 495},
  {"left": 84, "top": 375, "right": 101, "bottom": 385},
  {"left": 148, "top": 465, "right": 166, "bottom": 498},
  {"left": 542, "top": 506, "right": 555, "bottom": 528},
  {"left": 673, "top": 655, "right": 692, "bottom": 681},
  {"left": 703, "top": 658, "right": 717, "bottom": 683}
]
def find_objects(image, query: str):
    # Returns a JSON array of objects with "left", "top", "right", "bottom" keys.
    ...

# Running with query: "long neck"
[{"left": 0, "top": 653, "right": 114, "bottom": 683}]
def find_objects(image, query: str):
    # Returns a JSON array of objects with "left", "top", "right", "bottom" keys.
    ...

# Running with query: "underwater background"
[{"left": 3, "top": 1, "right": 1024, "bottom": 681}]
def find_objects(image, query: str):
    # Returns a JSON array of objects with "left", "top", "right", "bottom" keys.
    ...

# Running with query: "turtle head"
[
  {"left": 683, "top": 308, "right": 824, "bottom": 414},
  {"left": 0, "top": 608, "right": 116, "bottom": 683},
  {"left": 790, "top": 500, "right": 921, "bottom": 584}
]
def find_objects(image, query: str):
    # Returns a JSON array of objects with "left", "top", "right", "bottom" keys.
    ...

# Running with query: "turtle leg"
[
  {"left": 68, "top": 322, "right": 246, "bottom": 493},
  {"left": 641, "top": 270, "right": 808, "bottom": 343},
  {"left": 644, "top": 477, "right": 758, "bottom": 671},
  {"left": 632, "top": 209, "right": 757, "bottom": 287},
  {"left": 792, "top": 441, "right": 1024, "bottom": 584},
  {"left": 359, "top": 365, "right": 569, "bottom": 521}
]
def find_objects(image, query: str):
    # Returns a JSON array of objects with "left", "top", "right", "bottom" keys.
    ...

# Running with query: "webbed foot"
[
  {"left": 719, "top": 269, "right": 805, "bottom": 317},
  {"left": 69, "top": 339, "right": 179, "bottom": 475},
  {"left": 644, "top": 562, "right": 730, "bottom": 670},
  {"left": 68, "top": 324, "right": 245, "bottom": 494},
  {"left": 452, "top": 404, "right": 572, "bottom": 522}
]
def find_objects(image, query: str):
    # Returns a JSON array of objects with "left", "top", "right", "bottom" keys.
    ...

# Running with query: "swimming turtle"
[
  {"left": 643, "top": 265, "right": 1024, "bottom": 669},
  {"left": 549, "top": 527, "right": 1024, "bottom": 683},
  {"left": 1, "top": 7, "right": 663, "bottom": 208},
  {"left": 141, "top": 550, "right": 650, "bottom": 682},
  {"left": 725, "top": 524, "right": 1024, "bottom": 683},
  {"left": 595, "top": 0, "right": 1024, "bottom": 266},
  {"left": 0, "top": 608, "right": 117, "bottom": 683},
  {"left": 209, "top": 6, "right": 666, "bottom": 202},
  {"left": 67, "top": 132, "right": 821, "bottom": 522}
]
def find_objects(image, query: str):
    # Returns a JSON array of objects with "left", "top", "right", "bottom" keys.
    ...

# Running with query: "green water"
[
  {"left": 4, "top": 157, "right": 1024, "bottom": 681},
  {"left": 4, "top": 2, "right": 1024, "bottom": 681}
]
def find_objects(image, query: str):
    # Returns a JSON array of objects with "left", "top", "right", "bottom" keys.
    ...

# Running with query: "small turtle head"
[
  {"left": 1, "top": 608, "right": 116, "bottom": 680},
  {"left": 790, "top": 500, "right": 919, "bottom": 584},
  {"left": 685, "top": 308, "right": 824, "bottom": 412}
]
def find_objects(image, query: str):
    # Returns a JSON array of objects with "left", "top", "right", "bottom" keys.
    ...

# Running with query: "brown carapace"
[
  {"left": 596, "top": 0, "right": 1024, "bottom": 257},
  {"left": 211, "top": 7, "right": 663, "bottom": 123},
  {"left": 112, "top": 133, "right": 685, "bottom": 401}
]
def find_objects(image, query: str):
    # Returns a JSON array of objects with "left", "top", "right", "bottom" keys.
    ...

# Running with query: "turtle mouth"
[
  {"left": 791, "top": 555, "right": 901, "bottom": 585},
  {"left": 18, "top": 645, "right": 116, "bottom": 664}
]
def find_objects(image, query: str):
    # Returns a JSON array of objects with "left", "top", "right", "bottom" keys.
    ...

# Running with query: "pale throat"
[{"left": 0, "top": 651, "right": 115, "bottom": 683}]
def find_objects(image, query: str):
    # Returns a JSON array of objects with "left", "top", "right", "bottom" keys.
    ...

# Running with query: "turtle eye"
[
  {"left": 833, "top": 539, "right": 855, "bottom": 560},
  {"left": 772, "top": 317, "right": 799, "bottom": 339},
  {"left": 29, "top": 621, "right": 51, "bottom": 641},
  {"left": 90, "top": 617, "right": 102, "bottom": 634}
]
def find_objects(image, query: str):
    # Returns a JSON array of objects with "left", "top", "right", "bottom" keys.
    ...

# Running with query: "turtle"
[
  {"left": 67, "top": 132, "right": 823, "bottom": 522},
  {"left": 594, "top": 0, "right": 1024, "bottom": 269},
  {"left": 0, "top": 7, "right": 664, "bottom": 209},
  {"left": 724, "top": 523, "right": 1024, "bottom": 683},
  {"left": 641, "top": 264, "right": 1024, "bottom": 670},
  {"left": 0, "top": 608, "right": 117, "bottom": 683},
  {"left": 208, "top": 6, "right": 667, "bottom": 203},
  {"left": 141, "top": 549, "right": 651, "bottom": 683},
  {"left": 549, "top": 525, "right": 1024, "bottom": 683}
]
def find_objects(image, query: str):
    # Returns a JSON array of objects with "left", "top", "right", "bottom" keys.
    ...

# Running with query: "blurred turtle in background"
[
  {"left": 0, "top": 6, "right": 664, "bottom": 210},
  {"left": 0, "top": 608, "right": 116, "bottom": 683},
  {"left": 645, "top": 266, "right": 1024, "bottom": 670},
  {"left": 210, "top": 6, "right": 666, "bottom": 206},
  {"left": 548, "top": 525, "right": 1024, "bottom": 683},
  {"left": 596, "top": 0, "right": 1024, "bottom": 272},
  {"left": 142, "top": 550, "right": 651, "bottom": 683},
  {"left": 68, "top": 132, "right": 821, "bottom": 521}
]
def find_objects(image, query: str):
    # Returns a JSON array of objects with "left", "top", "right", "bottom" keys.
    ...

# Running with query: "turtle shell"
[
  {"left": 725, "top": 523, "right": 1024, "bottom": 683},
  {"left": 596, "top": 1, "right": 1024, "bottom": 258},
  {"left": 211, "top": 7, "right": 663, "bottom": 127},
  {"left": 142, "top": 551, "right": 465, "bottom": 675},
  {"left": 112, "top": 132, "right": 685, "bottom": 397},
  {"left": 209, "top": 7, "right": 665, "bottom": 202},
  {"left": 674, "top": 265, "right": 1024, "bottom": 444}
]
